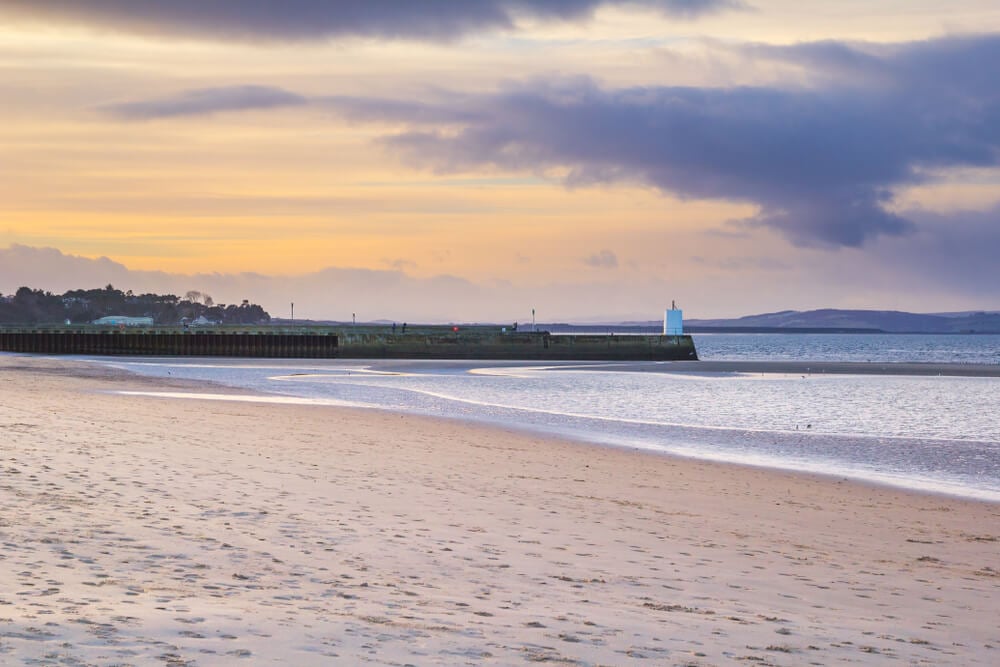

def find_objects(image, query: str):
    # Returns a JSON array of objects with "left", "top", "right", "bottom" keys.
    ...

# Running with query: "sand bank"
[
  {"left": 1, "top": 355, "right": 998, "bottom": 665},
  {"left": 567, "top": 359, "right": 1000, "bottom": 377}
]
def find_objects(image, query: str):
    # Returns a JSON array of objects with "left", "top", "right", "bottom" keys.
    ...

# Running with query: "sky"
[{"left": 1, "top": 0, "right": 999, "bottom": 321}]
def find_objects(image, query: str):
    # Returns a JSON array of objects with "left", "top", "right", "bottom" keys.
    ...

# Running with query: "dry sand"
[{"left": 1, "top": 355, "right": 998, "bottom": 666}]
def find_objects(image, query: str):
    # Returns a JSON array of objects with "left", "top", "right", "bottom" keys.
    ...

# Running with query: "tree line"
[{"left": 0, "top": 285, "right": 271, "bottom": 325}]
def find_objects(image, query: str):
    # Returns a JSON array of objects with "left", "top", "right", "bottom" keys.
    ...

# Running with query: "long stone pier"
[{"left": 0, "top": 325, "right": 697, "bottom": 361}]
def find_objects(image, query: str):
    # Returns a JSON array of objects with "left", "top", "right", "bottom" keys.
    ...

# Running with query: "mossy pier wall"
[
  {"left": 336, "top": 329, "right": 696, "bottom": 360},
  {"left": 0, "top": 325, "right": 697, "bottom": 361}
]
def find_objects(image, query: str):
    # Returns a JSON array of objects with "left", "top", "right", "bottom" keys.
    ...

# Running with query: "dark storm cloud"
[
  {"left": 0, "top": 1, "right": 741, "bottom": 42},
  {"left": 324, "top": 35, "right": 1000, "bottom": 247},
  {"left": 748, "top": 35, "right": 1000, "bottom": 98},
  {"left": 102, "top": 86, "right": 307, "bottom": 119}
]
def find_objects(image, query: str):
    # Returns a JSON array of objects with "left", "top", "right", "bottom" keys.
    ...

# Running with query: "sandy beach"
[{"left": 1, "top": 355, "right": 998, "bottom": 666}]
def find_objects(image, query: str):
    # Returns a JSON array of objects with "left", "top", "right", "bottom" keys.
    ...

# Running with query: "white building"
[
  {"left": 664, "top": 302, "right": 683, "bottom": 335},
  {"left": 92, "top": 316, "right": 154, "bottom": 327}
]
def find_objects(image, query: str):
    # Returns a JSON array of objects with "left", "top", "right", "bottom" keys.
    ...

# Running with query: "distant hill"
[{"left": 685, "top": 309, "right": 1000, "bottom": 334}]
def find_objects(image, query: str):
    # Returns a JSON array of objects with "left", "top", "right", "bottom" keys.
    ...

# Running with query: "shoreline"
[
  {"left": 2, "top": 355, "right": 999, "bottom": 665},
  {"left": 595, "top": 359, "right": 1000, "bottom": 377},
  {"left": 10, "top": 353, "right": 1000, "bottom": 376},
  {"left": 81, "top": 354, "right": 1000, "bottom": 503},
  {"left": 108, "top": 386, "right": 1000, "bottom": 505}
]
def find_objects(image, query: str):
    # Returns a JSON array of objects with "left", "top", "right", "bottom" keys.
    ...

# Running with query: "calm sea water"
[
  {"left": 96, "top": 333, "right": 1000, "bottom": 502},
  {"left": 695, "top": 332, "right": 1000, "bottom": 364}
]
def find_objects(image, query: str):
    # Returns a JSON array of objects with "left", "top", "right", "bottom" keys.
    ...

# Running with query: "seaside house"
[{"left": 91, "top": 315, "right": 154, "bottom": 327}]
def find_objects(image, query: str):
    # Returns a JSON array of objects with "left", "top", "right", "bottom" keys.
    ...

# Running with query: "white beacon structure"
[{"left": 664, "top": 300, "right": 683, "bottom": 336}]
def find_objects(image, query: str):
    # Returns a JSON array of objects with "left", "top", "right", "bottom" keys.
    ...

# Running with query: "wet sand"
[
  {"left": 581, "top": 360, "right": 1000, "bottom": 377},
  {"left": 1, "top": 355, "right": 998, "bottom": 665},
  {"left": 305, "top": 357, "right": 1000, "bottom": 377}
]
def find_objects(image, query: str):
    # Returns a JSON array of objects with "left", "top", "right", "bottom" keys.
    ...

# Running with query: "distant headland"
[
  {"left": 683, "top": 309, "right": 1000, "bottom": 334},
  {"left": 602, "top": 309, "right": 1000, "bottom": 335},
  {"left": 0, "top": 285, "right": 270, "bottom": 326}
]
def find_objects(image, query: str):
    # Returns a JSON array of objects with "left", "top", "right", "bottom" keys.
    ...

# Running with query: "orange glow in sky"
[{"left": 2, "top": 1, "right": 1000, "bottom": 319}]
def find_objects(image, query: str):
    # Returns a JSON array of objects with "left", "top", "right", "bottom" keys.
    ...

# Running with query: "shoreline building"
[
  {"left": 92, "top": 316, "right": 154, "bottom": 327},
  {"left": 664, "top": 301, "right": 683, "bottom": 336}
]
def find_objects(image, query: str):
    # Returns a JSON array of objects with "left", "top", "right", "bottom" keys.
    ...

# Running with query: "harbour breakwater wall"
[
  {"left": 0, "top": 329, "right": 338, "bottom": 358},
  {"left": 0, "top": 326, "right": 697, "bottom": 361},
  {"left": 336, "top": 330, "right": 697, "bottom": 360}
]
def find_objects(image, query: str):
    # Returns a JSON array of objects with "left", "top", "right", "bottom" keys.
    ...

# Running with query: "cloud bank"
[
  {"left": 320, "top": 35, "right": 1000, "bottom": 248},
  {"left": 870, "top": 205, "right": 1000, "bottom": 303},
  {"left": 5, "top": 231, "right": 998, "bottom": 322},
  {"left": 0, "top": 244, "right": 483, "bottom": 322},
  {"left": 0, "top": 1, "right": 740, "bottom": 42},
  {"left": 0, "top": 245, "right": 678, "bottom": 322},
  {"left": 102, "top": 86, "right": 307, "bottom": 120},
  {"left": 90, "top": 34, "right": 1000, "bottom": 249}
]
